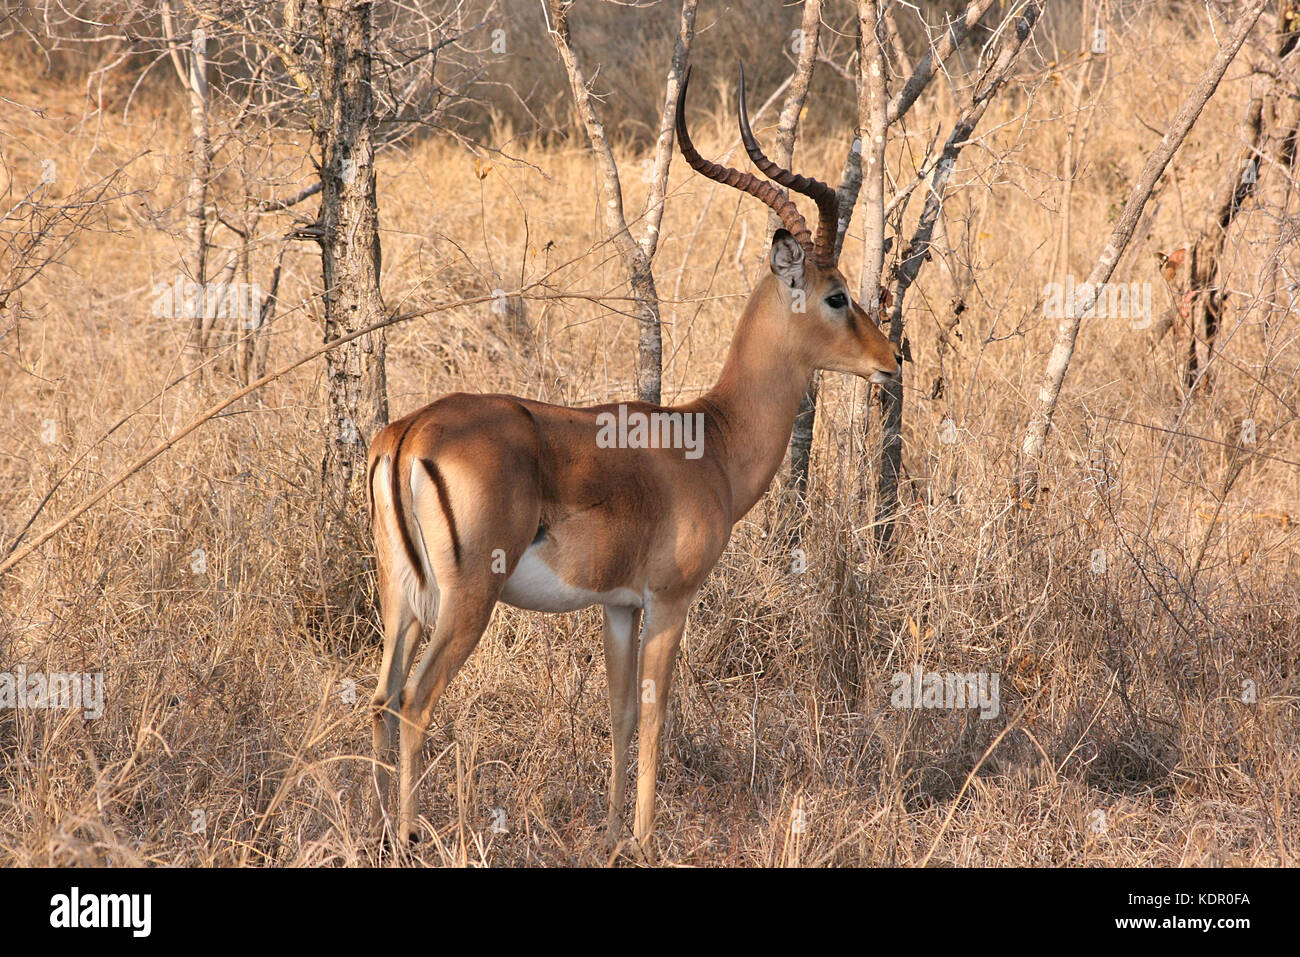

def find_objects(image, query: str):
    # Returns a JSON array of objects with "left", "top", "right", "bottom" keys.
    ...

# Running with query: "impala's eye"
[{"left": 825, "top": 292, "right": 848, "bottom": 310}]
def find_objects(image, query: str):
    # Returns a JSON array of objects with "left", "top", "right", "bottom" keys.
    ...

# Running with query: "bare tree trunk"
[
  {"left": 252, "top": 250, "right": 285, "bottom": 385},
  {"left": 1018, "top": 0, "right": 1268, "bottom": 498},
  {"left": 854, "top": 0, "right": 902, "bottom": 542},
  {"left": 641, "top": 0, "right": 698, "bottom": 263},
  {"left": 787, "top": 384, "right": 822, "bottom": 502},
  {"left": 550, "top": 0, "right": 698, "bottom": 405},
  {"left": 163, "top": 3, "right": 212, "bottom": 368},
  {"left": 856, "top": 1, "right": 888, "bottom": 317},
  {"left": 886, "top": 0, "right": 999, "bottom": 125},
  {"left": 882, "top": 2, "right": 912, "bottom": 79},
  {"left": 812, "top": 0, "right": 1001, "bottom": 530},
  {"left": 186, "top": 28, "right": 212, "bottom": 358},
  {"left": 874, "top": 1, "right": 1041, "bottom": 548},
  {"left": 1184, "top": 4, "right": 1300, "bottom": 390},
  {"left": 316, "top": 0, "right": 389, "bottom": 511},
  {"left": 1048, "top": 0, "right": 1099, "bottom": 290},
  {"left": 1263, "top": 65, "right": 1300, "bottom": 339},
  {"left": 774, "top": 0, "right": 824, "bottom": 501},
  {"left": 1184, "top": 95, "right": 1264, "bottom": 391}
]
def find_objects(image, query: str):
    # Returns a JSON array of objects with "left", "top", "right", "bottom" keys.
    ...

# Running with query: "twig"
[{"left": 0, "top": 295, "right": 497, "bottom": 577}]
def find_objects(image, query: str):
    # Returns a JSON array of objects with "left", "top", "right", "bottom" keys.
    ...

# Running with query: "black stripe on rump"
[
  {"left": 390, "top": 419, "right": 426, "bottom": 586},
  {"left": 419, "top": 458, "right": 462, "bottom": 568},
  {"left": 366, "top": 455, "right": 379, "bottom": 527}
]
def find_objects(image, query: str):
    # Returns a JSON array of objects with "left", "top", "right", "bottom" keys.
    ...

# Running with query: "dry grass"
[{"left": 1, "top": 4, "right": 1297, "bottom": 866}]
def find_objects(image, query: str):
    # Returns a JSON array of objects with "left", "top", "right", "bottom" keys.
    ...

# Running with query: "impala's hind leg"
[
  {"left": 368, "top": 451, "right": 429, "bottom": 841},
  {"left": 370, "top": 590, "right": 421, "bottom": 838},
  {"left": 602, "top": 604, "right": 641, "bottom": 851},
  {"left": 397, "top": 586, "right": 498, "bottom": 844}
]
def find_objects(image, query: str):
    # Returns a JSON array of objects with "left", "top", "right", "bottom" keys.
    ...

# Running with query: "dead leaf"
[{"left": 1160, "top": 247, "right": 1186, "bottom": 282}]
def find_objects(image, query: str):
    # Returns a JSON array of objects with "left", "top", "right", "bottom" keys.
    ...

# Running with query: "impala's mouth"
[{"left": 870, "top": 369, "right": 897, "bottom": 385}]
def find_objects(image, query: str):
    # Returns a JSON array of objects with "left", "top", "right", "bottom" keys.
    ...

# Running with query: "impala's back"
[{"left": 368, "top": 392, "right": 736, "bottom": 623}]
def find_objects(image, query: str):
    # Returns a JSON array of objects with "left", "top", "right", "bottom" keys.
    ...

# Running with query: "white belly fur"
[{"left": 501, "top": 543, "right": 642, "bottom": 613}]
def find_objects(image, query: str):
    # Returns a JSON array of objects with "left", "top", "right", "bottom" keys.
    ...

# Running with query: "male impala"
[{"left": 366, "top": 68, "right": 900, "bottom": 858}]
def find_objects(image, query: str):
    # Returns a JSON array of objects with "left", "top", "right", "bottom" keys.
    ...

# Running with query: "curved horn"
[
  {"left": 676, "top": 68, "right": 815, "bottom": 253},
  {"left": 736, "top": 62, "right": 840, "bottom": 267}
]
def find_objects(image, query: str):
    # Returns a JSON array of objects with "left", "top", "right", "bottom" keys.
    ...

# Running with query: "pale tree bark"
[
  {"left": 549, "top": 0, "right": 698, "bottom": 405},
  {"left": 1047, "top": 0, "right": 1104, "bottom": 291},
  {"left": 1018, "top": 0, "right": 1269, "bottom": 499},
  {"left": 162, "top": 2, "right": 212, "bottom": 367},
  {"left": 856, "top": 0, "right": 903, "bottom": 539},
  {"left": 882, "top": 2, "right": 913, "bottom": 79},
  {"left": 775, "top": 0, "right": 825, "bottom": 500},
  {"left": 641, "top": 0, "right": 699, "bottom": 264},
  {"left": 832, "top": 139, "right": 864, "bottom": 268},
  {"left": 868, "top": 0, "right": 899, "bottom": 538},
  {"left": 766, "top": 0, "right": 825, "bottom": 241},
  {"left": 856, "top": 0, "right": 889, "bottom": 320},
  {"left": 873, "top": 1, "right": 1041, "bottom": 548},
  {"left": 833, "top": 0, "right": 1000, "bottom": 233},
  {"left": 315, "top": 0, "right": 389, "bottom": 511},
  {"left": 790, "top": 0, "right": 1001, "bottom": 502}
]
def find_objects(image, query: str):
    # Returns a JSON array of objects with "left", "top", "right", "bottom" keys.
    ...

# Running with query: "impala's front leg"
[
  {"left": 601, "top": 604, "right": 642, "bottom": 850},
  {"left": 633, "top": 597, "right": 691, "bottom": 860}
]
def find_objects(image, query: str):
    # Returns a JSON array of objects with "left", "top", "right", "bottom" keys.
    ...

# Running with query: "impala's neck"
[{"left": 688, "top": 274, "right": 813, "bottom": 521}]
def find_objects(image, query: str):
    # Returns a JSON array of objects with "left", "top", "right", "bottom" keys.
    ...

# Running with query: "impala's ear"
[{"left": 769, "top": 228, "right": 806, "bottom": 290}]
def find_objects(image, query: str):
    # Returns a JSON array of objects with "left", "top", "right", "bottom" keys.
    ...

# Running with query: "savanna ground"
[{"left": 1, "top": 0, "right": 1297, "bottom": 866}]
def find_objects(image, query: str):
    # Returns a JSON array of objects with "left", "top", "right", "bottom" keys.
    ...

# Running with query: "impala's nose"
[{"left": 876, "top": 349, "right": 902, "bottom": 381}]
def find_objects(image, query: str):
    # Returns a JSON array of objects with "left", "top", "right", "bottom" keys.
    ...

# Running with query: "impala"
[{"left": 366, "top": 67, "right": 900, "bottom": 857}]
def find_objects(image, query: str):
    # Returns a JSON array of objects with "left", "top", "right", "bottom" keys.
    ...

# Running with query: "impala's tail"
[{"left": 368, "top": 424, "right": 455, "bottom": 629}]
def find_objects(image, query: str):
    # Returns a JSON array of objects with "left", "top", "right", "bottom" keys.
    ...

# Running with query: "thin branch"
[
  {"left": 640, "top": 0, "right": 699, "bottom": 259},
  {"left": 0, "top": 294, "right": 500, "bottom": 577},
  {"left": 1018, "top": 0, "right": 1270, "bottom": 496},
  {"left": 887, "top": 0, "right": 999, "bottom": 126}
]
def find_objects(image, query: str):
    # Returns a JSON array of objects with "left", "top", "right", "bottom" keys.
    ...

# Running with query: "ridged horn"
[
  {"left": 676, "top": 67, "right": 815, "bottom": 253},
  {"left": 736, "top": 61, "right": 840, "bottom": 267}
]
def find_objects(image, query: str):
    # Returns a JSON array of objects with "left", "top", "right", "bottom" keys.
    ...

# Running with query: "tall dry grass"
[{"left": 0, "top": 2, "right": 1297, "bottom": 866}]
